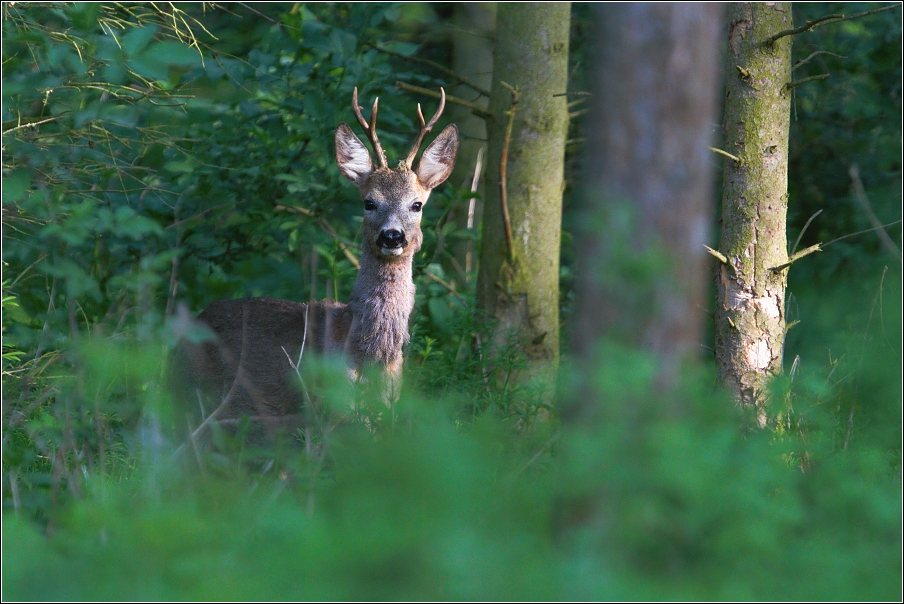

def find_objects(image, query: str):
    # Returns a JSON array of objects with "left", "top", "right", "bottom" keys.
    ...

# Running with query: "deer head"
[{"left": 335, "top": 87, "right": 459, "bottom": 261}]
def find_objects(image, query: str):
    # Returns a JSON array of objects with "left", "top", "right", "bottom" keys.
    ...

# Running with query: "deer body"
[{"left": 176, "top": 89, "right": 457, "bottom": 436}]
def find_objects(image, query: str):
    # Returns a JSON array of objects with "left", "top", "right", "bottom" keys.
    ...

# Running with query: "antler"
[
  {"left": 352, "top": 87, "right": 388, "bottom": 169},
  {"left": 400, "top": 88, "right": 446, "bottom": 170}
]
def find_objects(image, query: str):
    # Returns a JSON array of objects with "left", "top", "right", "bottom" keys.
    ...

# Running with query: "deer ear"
[
  {"left": 336, "top": 123, "right": 373, "bottom": 185},
  {"left": 417, "top": 124, "right": 458, "bottom": 190}
]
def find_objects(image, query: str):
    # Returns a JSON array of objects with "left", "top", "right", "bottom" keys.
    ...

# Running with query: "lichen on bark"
[
  {"left": 476, "top": 3, "right": 571, "bottom": 403},
  {"left": 715, "top": 3, "right": 793, "bottom": 419}
]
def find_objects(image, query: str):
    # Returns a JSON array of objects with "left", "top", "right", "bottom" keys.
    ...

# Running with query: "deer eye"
[
  {"left": 364, "top": 199, "right": 377, "bottom": 211},
  {"left": 410, "top": 202, "right": 423, "bottom": 213}
]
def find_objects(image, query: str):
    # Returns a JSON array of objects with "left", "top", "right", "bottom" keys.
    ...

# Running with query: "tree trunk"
[
  {"left": 570, "top": 3, "right": 724, "bottom": 404},
  {"left": 450, "top": 3, "right": 494, "bottom": 278},
  {"left": 449, "top": 3, "right": 494, "bottom": 183},
  {"left": 714, "top": 3, "right": 793, "bottom": 423},
  {"left": 476, "top": 2, "right": 570, "bottom": 403}
]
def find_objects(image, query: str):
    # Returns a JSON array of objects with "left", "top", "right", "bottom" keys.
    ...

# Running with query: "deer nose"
[{"left": 377, "top": 229, "right": 405, "bottom": 248}]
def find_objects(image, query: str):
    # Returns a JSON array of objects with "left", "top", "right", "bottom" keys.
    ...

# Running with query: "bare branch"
[
  {"left": 849, "top": 164, "right": 902, "bottom": 262},
  {"left": 766, "top": 4, "right": 900, "bottom": 45},
  {"left": 710, "top": 147, "right": 740, "bottom": 163},
  {"left": 784, "top": 74, "right": 830, "bottom": 91},
  {"left": 395, "top": 81, "right": 491, "bottom": 120},
  {"left": 793, "top": 50, "right": 846, "bottom": 72},
  {"left": 368, "top": 43, "right": 490, "bottom": 97}
]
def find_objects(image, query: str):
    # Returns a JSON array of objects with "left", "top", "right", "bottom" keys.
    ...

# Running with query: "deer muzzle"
[{"left": 377, "top": 229, "right": 406, "bottom": 256}]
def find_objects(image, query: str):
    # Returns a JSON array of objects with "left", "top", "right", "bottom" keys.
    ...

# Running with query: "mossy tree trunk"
[
  {"left": 715, "top": 3, "right": 793, "bottom": 422},
  {"left": 476, "top": 2, "right": 570, "bottom": 403},
  {"left": 570, "top": 3, "right": 724, "bottom": 402}
]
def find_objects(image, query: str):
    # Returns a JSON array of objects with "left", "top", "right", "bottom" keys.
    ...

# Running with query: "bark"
[
  {"left": 449, "top": 3, "right": 494, "bottom": 277},
  {"left": 715, "top": 3, "right": 793, "bottom": 421},
  {"left": 571, "top": 4, "right": 724, "bottom": 400},
  {"left": 476, "top": 2, "right": 570, "bottom": 401},
  {"left": 449, "top": 3, "right": 494, "bottom": 183}
]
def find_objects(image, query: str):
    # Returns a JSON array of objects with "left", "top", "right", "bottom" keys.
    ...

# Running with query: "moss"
[
  {"left": 476, "top": 2, "right": 571, "bottom": 398},
  {"left": 716, "top": 3, "right": 793, "bottom": 410}
]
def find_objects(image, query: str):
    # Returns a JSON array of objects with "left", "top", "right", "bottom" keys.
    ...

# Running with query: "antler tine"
[
  {"left": 424, "top": 87, "right": 446, "bottom": 130},
  {"left": 351, "top": 87, "right": 388, "bottom": 168},
  {"left": 401, "top": 87, "right": 446, "bottom": 169}
]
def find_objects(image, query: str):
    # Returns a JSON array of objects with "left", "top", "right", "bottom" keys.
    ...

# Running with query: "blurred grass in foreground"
[{"left": 4, "top": 278, "right": 900, "bottom": 600}]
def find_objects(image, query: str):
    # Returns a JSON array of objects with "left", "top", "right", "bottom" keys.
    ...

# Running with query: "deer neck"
[{"left": 346, "top": 249, "right": 416, "bottom": 366}]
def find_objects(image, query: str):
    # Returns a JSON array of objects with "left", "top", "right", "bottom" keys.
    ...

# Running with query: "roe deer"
[{"left": 174, "top": 88, "right": 458, "bottom": 439}]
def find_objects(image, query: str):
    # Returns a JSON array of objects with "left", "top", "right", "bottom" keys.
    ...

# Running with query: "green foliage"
[
  {"left": 2, "top": 3, "right": 901, "bottom": 602},
  {"left": 787, "top": 2, "right": 902, "bottom": 283}
]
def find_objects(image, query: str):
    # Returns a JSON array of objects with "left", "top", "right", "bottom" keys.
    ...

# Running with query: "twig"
[
  {"left": 499, "top": 82, "right": 518, "bottom": 263},
  {"left": 793, "top": 50, "right": 846, "bottom": 72},
  {"left": 822, "top": 220, "right": 903, "bottom": 248},
  {"left": 791, "top": 209, "right": 823, "bottom": 255},
  {"left": 710, "top": 147, "right": 740, "bottom": 163},
  {"left": 465, "top": 147, "right": 484, "bottom": 277},
  {"left": 508, "top": 431, "right": 561, "bottom": 481},
  {"left": 274, "top": 204, "right": 315, "bottom": 216},
  {"left": 769, "top": 243, "right": 824, "bottom": 272},
  {"left": 849, "top": 164, "right": 902, "bottom": 263},
  {"left": 318, "top": 217, "right": 360, "bottom": 268},
  {"left": 2, "top": 116, "right": 59, "bottom": 135},
  {"left": 784, "top": 74, "right": 829, "bottom": 91},
  {"left": 704, "top": 245, "right": 729, "bottom": 264},
  {"left": 395, "top": 81, "right": 491, "bottom": 120},
  {"left": 552, "top": 91, "right": 592, "bottom": 97},
  {"left": 425, "top": 271, "right": 466, "bottom": 304},
  {"left": 472, "top": 331, "right": 492, "bottom": 394},
  {"left": 568, "top": 108, "right": 588, "bottom": 120},
  {"left": 368, "top": 44, "right": 490, "bottom": 97},
  {"left": 165, "top": 202, "right": 234, "bottom": 229},
  {"left": 237, "top": 2, "right": 281, "bottom": 25},
  {"left": 280, "top": 307, "right": 313, "bottom": 410},
  {"left": 765, "top": 4, "right": 900, "bottom": 45}
]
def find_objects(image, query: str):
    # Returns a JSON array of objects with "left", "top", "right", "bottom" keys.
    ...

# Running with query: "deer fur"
[{"left": 174, "top": 89, "right": 458, "bottom": 438}]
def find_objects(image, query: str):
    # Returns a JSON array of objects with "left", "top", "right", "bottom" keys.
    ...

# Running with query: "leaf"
[
  {"left": 2, "top": 169, "right": 32, "bottom": 204},
  {"left": 64, "top": 2, "right": 101, "bottom": 31},
  {"left": 142, "top": 41, "right": 202, "bottom": 67},
  {"left": 428, "top": 297, "right": 454, "bottom": 335},
  {"left": 122, "top": 24, "right": 158, "bottom": 59}
]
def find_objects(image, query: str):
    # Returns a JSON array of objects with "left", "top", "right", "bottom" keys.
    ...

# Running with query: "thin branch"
[
  {"left": 791, "top": 209, "right": 823, "bottom": 255},
  {"left": 766, "top": 4, "right": 900, "bottom": 44},
  {"left": 2, "top": 116, "right": 58, "bottom": 135},
  {"left": 823, "top": 220, "right": 901, "bottom": 247},
  {"left": 425, "top": 271, "right": 466, "bottom": 304},
  {"left": 704, "top": 245, "right": 729, "bottom": 264},
  {"left": 849, "top": 164, "right": 902, "bottom": 263},
  {"left": 465, "top": 147, "right": 484, "bottom": 277},
  {"left": 710, "top": 147, "right": 740, "bottom": 163},
  {"left": 508, "top": 431, "right": 561, "bottom": 480},
  {"left": 395, "top": 81, "right": 491, "bottom": 120},
  {"left": 236, "top": 2, "right": 281, "bottom": 25},
  {"left": 499, "top": 82, "right": 518, "bottom": 263},
  {"left": 769, "top": 219, "right": 904, "bottom": 272},
  {"left": 784, "top": 73, "right": 829, "bottom": 91},
  {"left": 793, "top": 50, "right": 846, "bottom": 72},
  {"left": 770, "top": 243, "right": 824, "bottom": 272},
  {"left": 318, "top": 218, "right": 360, "bottom": 268},
  {"left": 165, "top": 202, "right": 234, "bottom": 229},
  {"left": 369, "top": 44, "right": 490, "bottom": 97}
]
